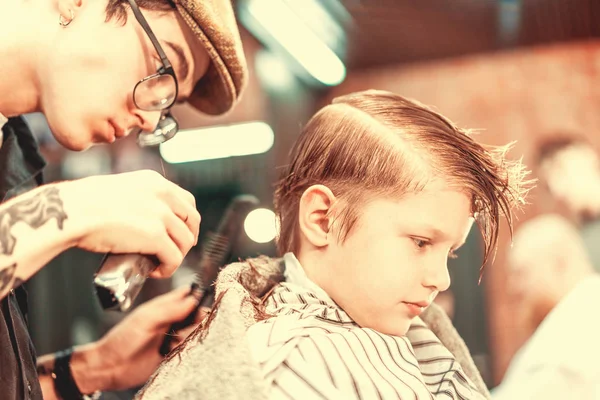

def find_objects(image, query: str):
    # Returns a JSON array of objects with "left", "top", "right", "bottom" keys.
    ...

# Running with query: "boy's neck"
[{"left": 295, "top": 248, "right": 329, "bottom": 289}]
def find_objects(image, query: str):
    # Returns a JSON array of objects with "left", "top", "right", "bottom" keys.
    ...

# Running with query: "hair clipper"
[{"left": 94, "top": 253, "right": 160, "bottom": 312}]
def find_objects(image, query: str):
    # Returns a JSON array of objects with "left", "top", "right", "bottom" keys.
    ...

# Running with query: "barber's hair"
[
  {"left": 534, "top": 133, "right": 591, "bottom": 169},
  {"left": 274, "top": 90, "right": 531, "bottom": 269},
  {"left": 105, "top": 0, "right": 175, "bottom": 24}
]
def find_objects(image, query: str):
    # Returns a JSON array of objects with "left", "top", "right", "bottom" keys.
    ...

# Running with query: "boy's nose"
[{"left": 423, "top": 261, "right": 451, "bottom": 292}]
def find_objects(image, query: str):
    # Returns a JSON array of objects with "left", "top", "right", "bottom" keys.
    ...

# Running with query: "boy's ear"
[{"left": 298, "top": 185, "right": 337, "bottom": 248}]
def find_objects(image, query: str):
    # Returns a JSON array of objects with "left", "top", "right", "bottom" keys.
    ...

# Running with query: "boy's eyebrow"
[
  {"left": 418, "top": 223, "right": 471, "bottom": 249},
  {"left": 418, "top": 225, "right": 447, "bottom": 241}
]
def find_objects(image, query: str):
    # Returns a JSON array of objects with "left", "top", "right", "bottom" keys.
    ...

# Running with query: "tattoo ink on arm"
[
  {"left": 0, "top": 186, "right": 68, "bottom": 294},
  {"left": 0, "top": 186, "right": 68, "bottom": 254}
]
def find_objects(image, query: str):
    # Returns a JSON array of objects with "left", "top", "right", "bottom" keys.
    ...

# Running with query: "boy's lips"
[{"left": 402, "top": 301, "right": 430, "bottom": 316}]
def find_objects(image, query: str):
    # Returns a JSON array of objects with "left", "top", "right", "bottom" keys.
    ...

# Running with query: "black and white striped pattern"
[{"left": 246, "top": 283, "right": 486, "bottom": 400}]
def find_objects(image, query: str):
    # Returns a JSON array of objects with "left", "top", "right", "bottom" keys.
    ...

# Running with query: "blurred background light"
[
  {"left": 240, "top": 0, "right": 347, "bottom": 86},
  {"left": 244, "top": 208, "right": 278, "bottom": 243},
  {"left": 254, "top": 49, "right": 297, "bottom": 91},
  {"left": 159, "top": 121, "right": 274, "bottom": 164}
]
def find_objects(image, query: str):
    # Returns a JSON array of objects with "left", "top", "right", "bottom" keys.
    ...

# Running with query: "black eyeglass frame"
[
  {"left": 127, "top": 0, "right": 180, "bottom": 147},
  {"left": 128, "top": 0, "right": 179, "bottom": 111}
]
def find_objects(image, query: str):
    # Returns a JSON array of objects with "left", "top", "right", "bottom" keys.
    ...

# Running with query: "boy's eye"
[{"left": 412, "top": 238, "right": 429, "bottom": 248}]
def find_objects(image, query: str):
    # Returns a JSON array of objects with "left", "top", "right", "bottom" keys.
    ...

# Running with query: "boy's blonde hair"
[{"left": 274, "top": 90, "right": 531, "bottom": 269}]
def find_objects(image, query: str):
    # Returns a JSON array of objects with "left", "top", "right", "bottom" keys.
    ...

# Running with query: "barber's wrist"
[{"left": 70, "top": 342, "right": 113, "bottom": 394}]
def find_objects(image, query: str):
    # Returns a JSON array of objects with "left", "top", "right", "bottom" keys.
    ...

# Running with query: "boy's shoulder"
[
  {"left": 245, "top": 293, "right": 416, "bottom": 366},
  {"left": 245, "top": 308, "right": 431, "bottom": 396}
]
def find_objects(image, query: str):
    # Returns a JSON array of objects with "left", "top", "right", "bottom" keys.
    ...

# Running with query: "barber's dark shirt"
[{"left": 0, "top": 117, "right": 46, "bottom": 399}]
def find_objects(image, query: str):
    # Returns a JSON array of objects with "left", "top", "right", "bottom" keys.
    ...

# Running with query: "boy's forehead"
[{"left": 366, "top": 187, "right": 474, "bottom": 239}]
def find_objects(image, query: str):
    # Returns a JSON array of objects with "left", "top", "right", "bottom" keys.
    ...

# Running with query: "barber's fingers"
[
  {"left": 160, "top": 182, "right": 200, "bottom": 245},
  {"left": 149, "top": 212, "right": 195, "bottom": 278},
  {"left": 135, "top": 285, "right": 199, "bottom": 329},
  {"left": 58, "top": 170, "right": 201, "bottom": 276}
]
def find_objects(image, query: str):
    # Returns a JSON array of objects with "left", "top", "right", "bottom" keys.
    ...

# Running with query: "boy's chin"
[{"left": 367, "top": 319, "right": 412, "bottom": 337}]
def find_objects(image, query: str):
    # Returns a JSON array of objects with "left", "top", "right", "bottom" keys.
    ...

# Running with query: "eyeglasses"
[{"left": 128, "top": 0, "right": 179, "bottom": 146}]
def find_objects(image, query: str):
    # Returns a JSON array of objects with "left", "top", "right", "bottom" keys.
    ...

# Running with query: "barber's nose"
[
  {"left": 423, "top": 261, "right": 451, "bottom": 292},
  {"left": 134, "top": 110, "right": 162, "bottom": 132}
]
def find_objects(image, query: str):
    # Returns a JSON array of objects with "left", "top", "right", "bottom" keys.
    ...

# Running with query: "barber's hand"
[
  {"left": 58, "top": 170, "right": 200, "bottom": 278},
  {"left": 92, "top": 285, "right": 202, "bottom": 391}
]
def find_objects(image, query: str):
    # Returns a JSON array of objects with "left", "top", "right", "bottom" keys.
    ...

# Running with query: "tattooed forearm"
[{"left": 0, "top": 186, "right": 68, "bottom": 256}]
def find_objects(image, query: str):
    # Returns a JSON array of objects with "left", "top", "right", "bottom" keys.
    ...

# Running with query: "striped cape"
[
  {"left": 137, "top": 256, "right": 490, "bottom": 400},
  {"left": 248, "top": 279, "right": 487, "bottom": 400}
]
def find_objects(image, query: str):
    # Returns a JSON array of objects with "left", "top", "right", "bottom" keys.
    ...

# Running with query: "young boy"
[{"left": 138, "top": 90, "right": 529, "bottom": 400}]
